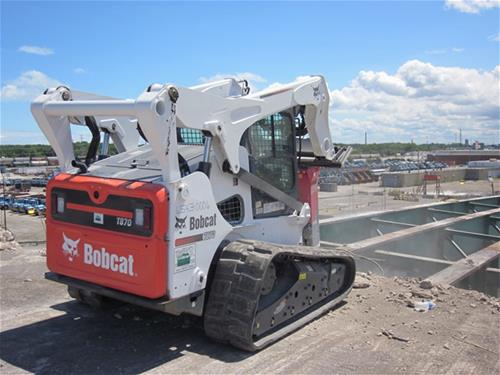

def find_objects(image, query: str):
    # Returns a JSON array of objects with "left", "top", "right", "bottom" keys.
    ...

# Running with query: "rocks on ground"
[{"left": 0, "top": 229, "right": 20, "bottom": 251}]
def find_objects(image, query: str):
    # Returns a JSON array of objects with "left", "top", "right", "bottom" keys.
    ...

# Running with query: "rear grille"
[
  {"left": 217, "top": 195, "right": 243, "bottom": 225},
  {"left": 51, "top": 187, "right": 153, "bottom": 237}
]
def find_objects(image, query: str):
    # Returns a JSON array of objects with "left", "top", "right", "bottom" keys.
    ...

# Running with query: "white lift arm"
[{"left": 31, "top": 76, "right": 337, "bottom": 181}]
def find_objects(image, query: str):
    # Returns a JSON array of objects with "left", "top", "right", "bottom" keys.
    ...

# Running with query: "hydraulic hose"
[
  {"left": 137, "top": 122, "right": 148, "bottom": 143},
  {"left": 84, "top": 116, "right": 100, "bottom": 166}
]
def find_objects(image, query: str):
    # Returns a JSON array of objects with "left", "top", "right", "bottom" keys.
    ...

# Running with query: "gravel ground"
[
  {"left": 1, "top": 237, "right": 499, "bottom": 374},
  {"left": 0, "top": 211, "right": 46, "bottom": 244}
]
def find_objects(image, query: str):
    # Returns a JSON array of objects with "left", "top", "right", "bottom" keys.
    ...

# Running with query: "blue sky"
[{"left": 1, "top": 0, "right": 499, "bottom": 145}]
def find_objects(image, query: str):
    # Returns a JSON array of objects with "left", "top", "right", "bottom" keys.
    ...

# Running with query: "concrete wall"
[
  {"left": 380, "top": 168, "right": 469, "bottom": 188},
  {"left": 381, "top": 167, "right": 500, "bottom": 187},
  {"left": 466, "top": 168, "right": 500, "bottom": 180}
]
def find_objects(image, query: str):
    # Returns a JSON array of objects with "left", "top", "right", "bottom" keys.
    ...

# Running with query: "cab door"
[{"left": 243, "top": 111, "right": 298, "bottom": 218}]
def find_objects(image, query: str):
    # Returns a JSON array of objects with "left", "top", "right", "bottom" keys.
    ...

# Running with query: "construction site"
[
  {"left": 0, "top": 77, "right": 498, "bottom": 372},
  {"left": 1, "top": 0, "right": 499, "bottom": 370}
]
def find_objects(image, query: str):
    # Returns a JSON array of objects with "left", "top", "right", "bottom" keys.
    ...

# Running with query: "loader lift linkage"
[{"left": 32, "top": 76, "right": 355, "bottom": 351}]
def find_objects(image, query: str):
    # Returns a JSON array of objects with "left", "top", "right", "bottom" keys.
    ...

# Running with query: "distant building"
[
  {"left": 427, "top": 150, "right": 500, "bottom": 166},
  {"left": 468, "top": 160, "right": 500, "bottom": 169},
  {"left": 47, "top": 157, "right": 59, "bottom": 166},
  {"left": 13, "top": 157, "right": 30, "bottom": 167},
  {"left": 0, "top": 157, "right": 14, "bottom": 166},
  {"left": 31, "top": 157, "right": 48, "bottom": 166},
  {"left": 473, "top": 141, "right": 484, "bottom": 150},
  {"left": 0, "top": 156, "right": 59, "bottom": 167}
]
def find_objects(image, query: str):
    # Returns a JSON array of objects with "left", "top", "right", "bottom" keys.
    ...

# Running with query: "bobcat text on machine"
[{"left": 31, "top": 76, "right": 355, "bottom": 351}]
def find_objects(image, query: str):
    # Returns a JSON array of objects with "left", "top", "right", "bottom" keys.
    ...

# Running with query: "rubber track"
[{"left": 203, "top": 239, "right": 355, "bottom": 351}]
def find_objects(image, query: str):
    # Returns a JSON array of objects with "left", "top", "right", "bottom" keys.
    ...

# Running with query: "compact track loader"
[{"left": 31, "top": 76, "right": 355, "bottom": 351}]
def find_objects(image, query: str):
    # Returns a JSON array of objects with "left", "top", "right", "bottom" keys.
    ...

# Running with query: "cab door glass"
[{"left": 245, "top": 112, "right": 297, "bottom": 218}]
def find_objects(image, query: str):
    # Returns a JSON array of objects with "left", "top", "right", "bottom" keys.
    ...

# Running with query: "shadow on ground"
[{"left": 0, "top": 300, "right": 252, "bottom": 374}]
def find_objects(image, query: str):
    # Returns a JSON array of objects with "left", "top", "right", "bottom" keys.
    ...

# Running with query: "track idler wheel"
[{"left": 68, "top": 286, "right": 103, "bottom": 308}]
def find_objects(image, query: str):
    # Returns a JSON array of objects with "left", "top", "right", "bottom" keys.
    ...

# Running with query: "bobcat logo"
[
  {"left": 62, "top": 233, "right": 80, "bottom": 262},
  {"left": 312, "top": 85, "right": 320, "bottom": 99},
  {"left": 175, "top": 216, "right": 187, "bottom": 230}
]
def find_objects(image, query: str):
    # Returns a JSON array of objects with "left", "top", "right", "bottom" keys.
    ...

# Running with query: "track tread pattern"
[{"left": 203, "top": 240, "right": 355, "bottom": 351}]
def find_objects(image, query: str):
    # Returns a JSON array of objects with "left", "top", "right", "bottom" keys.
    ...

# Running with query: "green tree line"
[
  {"left": 0, "top": 142, "right": 465, "bottom": 159},
  {"left": 345, "top": 142, "right": 465, "bottom": 157},
  {"left": 0, "top": 142, "right": 117, "bottom": 158}
]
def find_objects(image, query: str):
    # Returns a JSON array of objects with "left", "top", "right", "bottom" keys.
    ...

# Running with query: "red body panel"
[
  {"left": 46, "top": 173, "right": 168, "bottom": 299},
  {"left": 298, "top": 167, "right": 320, "bottom": 222}
]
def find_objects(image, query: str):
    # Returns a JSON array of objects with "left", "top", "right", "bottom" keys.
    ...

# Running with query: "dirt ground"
[
  {"left": 0, "top": 181, "right": 498, "bottom": 374},
  {"left": 1, "top": 230, "right": 499, "bottom": 374}
]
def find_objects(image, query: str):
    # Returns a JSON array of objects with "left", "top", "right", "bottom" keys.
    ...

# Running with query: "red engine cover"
[{"left": 46, "top": 173, "right": 168, "bottom": 299}]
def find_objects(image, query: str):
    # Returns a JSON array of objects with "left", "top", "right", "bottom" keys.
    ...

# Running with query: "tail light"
[
  {"left": 134, "top": 207, "right": 151, "bottom": 229},
  {"left": 56, "top": 196, "right": 65, "bottom": 213},
  {"left": 135, "top": 208, "right": 144, "bottom": 226}
]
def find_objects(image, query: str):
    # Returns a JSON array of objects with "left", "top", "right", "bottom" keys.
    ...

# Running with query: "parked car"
[
  {"left": 0, "top": 197, "right": 13, "bottom": 210},
  {"left": 16, "top": 199, "right": 30, "bottom": 213},
  {"left": 30, "top": 177, "right": 48, "bottom": 187},
  {"left": 7, "top": 198, "right": 16, "bottom": 211},
  {"left": 34, "top": 202, "right": 46, "bottom": 216},
  {"left": 13, "top": 180, "right": 31, "bottom": 192},
  {"left": 10, "top": 199, "right": 25, "bottom": 212},
  {"left": 28, "top": 199, "right": 46, "bottom": 216},
  {"left": 21, "top": 198, "right": 43, "bottom": 214}
]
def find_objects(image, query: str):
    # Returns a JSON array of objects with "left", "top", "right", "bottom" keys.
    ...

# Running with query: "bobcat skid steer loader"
[{"left": 31, "top": 76, "right": 355, "bottom": 351}]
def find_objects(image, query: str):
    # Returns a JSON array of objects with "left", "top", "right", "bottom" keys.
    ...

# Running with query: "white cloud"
[
  {"left": 357, "top": 71, "right": 409, "bottom": 96},
  {"left": 73, "top": 67, "right": 86, "bottom": 75},
  {"left": 330, "top": 60, "right": 500, "bottom": 144},
  {"left": 199, "top": 72, "right": 267, "bottom": 92},
  {"left": 425, "top": 47, "right": 464, "bottom": 54},
  {"left": 445, "top": 0, "right": 500, "bottom": 14},
  {"left": 1, "top": 70, "right": 61, "bottom": 101},
  {"left": 18, "top": 45, "right": 54, "bottom": 56},
  {"left": 488, "top": 32, "right": 500, "bottom": 42}
]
